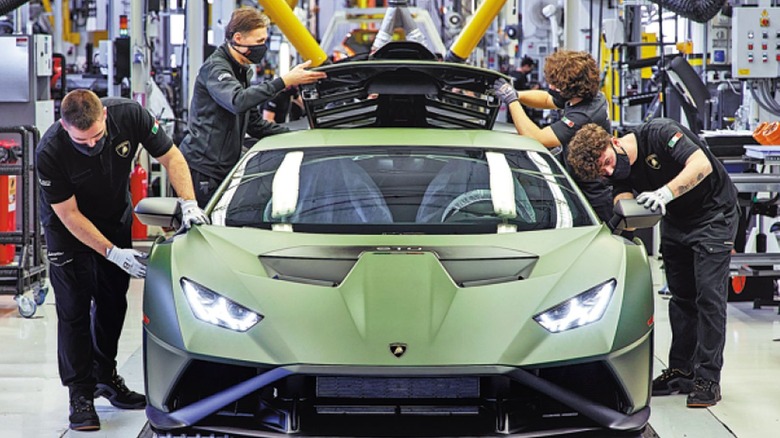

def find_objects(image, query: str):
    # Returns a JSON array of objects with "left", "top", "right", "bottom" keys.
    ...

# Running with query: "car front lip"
[{"left": 147, "top": 363, "right": 650, "bottom": 434}]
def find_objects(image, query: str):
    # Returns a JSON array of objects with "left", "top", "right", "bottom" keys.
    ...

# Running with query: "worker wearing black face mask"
[
  {"left": 36, "top": 89, "right": 207, "bottom": 431},
  {"left": 494, "top": 50, "right": 613, "bottom": 222},
  {"left": 179, "top": 7, "right": 327, "bottom": 208},
  {"left": 566, "top": 119, "right": 738, "bottom": 409}
]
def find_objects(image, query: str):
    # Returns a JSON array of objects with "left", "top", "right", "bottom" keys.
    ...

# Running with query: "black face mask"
[
  {"left": 71, "top": 133, "right": 107, "bottom": 157},
  {"left": 230, "top": 41, "right": 267, "bottom": 64},
  {"left": 607, "top": 145, "right": 631, "bottom": 182},
  {"left": 548, "top": 88, "right": 567, "bottom": 108}
]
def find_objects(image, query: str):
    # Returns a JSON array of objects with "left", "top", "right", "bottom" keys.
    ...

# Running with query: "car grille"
[{"left": 316, "top": 376, "right": 480, "bottom": 399}]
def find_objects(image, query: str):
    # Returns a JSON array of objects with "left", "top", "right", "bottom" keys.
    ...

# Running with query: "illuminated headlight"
[
  {"left": 533, "top": 279, "right": 616, "bottom": 333},
  {"left": 181, "top": 278, "right": 262, "bottom": 332}
]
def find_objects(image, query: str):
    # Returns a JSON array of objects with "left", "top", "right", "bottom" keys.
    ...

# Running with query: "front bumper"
[{"left": 144, "top": 330, "right": 652, "bottom": 437}]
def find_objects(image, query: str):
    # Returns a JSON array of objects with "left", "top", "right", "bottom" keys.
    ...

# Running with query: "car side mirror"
[
  {"left": 608, "top": 199, "right": 662, "bottom": 234},
  {"left": 134, "top": 197, "right": 182, "bottom": 229}
]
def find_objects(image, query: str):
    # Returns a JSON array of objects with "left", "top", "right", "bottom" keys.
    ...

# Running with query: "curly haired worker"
[
  {"left": 566, "top": 119, "right": 738, "bottom": 408},
  {"left": 494, "top": 50, "right": 612, "bottom": 222}
]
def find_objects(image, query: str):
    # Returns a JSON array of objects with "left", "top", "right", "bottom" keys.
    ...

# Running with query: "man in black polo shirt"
[
  {"left": 494, "top": 50, "right": 613, "bottom": 222},
  {"left": 566, "top": 119, "right": 738, "bottom": 408},
  {"left": 36, "top": 89, "right": 207, "bottom": 431}
]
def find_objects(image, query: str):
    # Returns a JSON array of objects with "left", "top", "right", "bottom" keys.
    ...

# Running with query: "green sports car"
[{"left": 137, "top": 54, "right": 658, "bottom": 437}]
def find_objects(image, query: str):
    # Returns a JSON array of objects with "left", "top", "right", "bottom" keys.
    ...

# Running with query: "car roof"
[{"left": 247, "top": 127, "right": 549, "bottom": 155}]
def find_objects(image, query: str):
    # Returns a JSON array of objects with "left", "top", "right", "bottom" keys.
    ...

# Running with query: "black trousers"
[
  {"left": 661, "top": 206, "right": 738, "bottom": 383},
  {"left": 190, "top": 168, "right": 222, "bottom": 209},
  {"left": 49, "top": 251, "right": 130, "bottom": 397}
]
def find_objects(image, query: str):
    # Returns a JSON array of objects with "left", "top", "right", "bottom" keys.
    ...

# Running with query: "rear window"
[{"left": 210, "top": 147, "right": 595, "bottom": 234}]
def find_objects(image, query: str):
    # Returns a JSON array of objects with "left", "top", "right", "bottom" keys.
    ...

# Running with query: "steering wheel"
[
  {"left": 441, "top": 189, "right": 495, "bottom": 222},
  {"left": 441, "top": 189, "right": 537, "bottom": 223}
]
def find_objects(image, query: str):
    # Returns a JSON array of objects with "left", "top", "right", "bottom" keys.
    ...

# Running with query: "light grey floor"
[{"left": 0, "top": 258, "right": 777, "bottom": 437}]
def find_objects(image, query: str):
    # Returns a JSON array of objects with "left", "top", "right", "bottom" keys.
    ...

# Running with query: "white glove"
[
  {"left": 636, "top": 186, "right": 674, "bottom": 215},
  {"left": 180, "top": 199, "right": 209, "bottom": 229},
  {"left": 493, "top": 78, "right": 518, "bottom": 105},
  {"left": 106, "top": 247, "right": 147, "bottom": 278}
]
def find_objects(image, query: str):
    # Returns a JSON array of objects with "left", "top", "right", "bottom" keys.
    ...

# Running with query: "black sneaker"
[
  {"left": 652, "top": 368, "right": 693, "bottom": 396},
  {"left": 94, "top": 371, "right": 146, "bottom": 409},
  {"left": 69, "top": 395, "right": 100, "bottom": 431},
  {"left": 687, "top": 378, "right": 721, "bottom": 408}
]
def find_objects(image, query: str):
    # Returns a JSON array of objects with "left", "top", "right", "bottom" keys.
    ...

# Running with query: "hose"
[
  {"left": 647, "top": 0, "right": 725, "bottom": 23},
  {"left": 0, "top": 0, "right": 30, "bottom": 16}
]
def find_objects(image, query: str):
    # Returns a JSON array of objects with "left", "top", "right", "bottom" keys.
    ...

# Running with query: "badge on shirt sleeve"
[
  {"left": 151, "top": 120, "right": 159, "bottom": 135},
  {"left": 115, "top": 141, "right": 131, "bottom": 158},
  {"left": 561, "top": 116, "right": 575, "bottom": 128},
  {"left": 645, "top": 154, "right": 661, "bottom": 169},
  {"left": 667, "top": 131, "right": 683, "bottom": 148}
]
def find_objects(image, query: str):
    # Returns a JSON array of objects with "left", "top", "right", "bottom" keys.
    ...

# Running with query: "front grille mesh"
[{"left": 316, "top": 377, "right": 480, "bottom": 399}]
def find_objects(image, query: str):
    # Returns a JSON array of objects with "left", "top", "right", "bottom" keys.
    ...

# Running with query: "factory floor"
[{"left": 0, "top": 257, "right": 778, "bottom": 438}]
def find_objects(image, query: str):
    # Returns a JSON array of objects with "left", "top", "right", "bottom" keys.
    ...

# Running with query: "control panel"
[{"left": 732, "top": 7, "right": 780, "bottom": 78}]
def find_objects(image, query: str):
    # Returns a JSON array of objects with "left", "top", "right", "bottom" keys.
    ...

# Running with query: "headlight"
[
  {"left": 533, "top": 279, "right": 616, "bottom": 333},
  {"left": 181, "top": 278, "right": 263, "bottom": 332}
]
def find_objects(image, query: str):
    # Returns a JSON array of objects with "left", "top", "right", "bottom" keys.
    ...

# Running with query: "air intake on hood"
[{"left": 259, "top": 246, "right": 537, "bottom": 287}]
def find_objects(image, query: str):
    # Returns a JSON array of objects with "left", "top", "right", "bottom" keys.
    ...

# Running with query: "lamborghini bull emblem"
[
  {"left": 390, "top": 343, "right": 407, "bottom": 358},
  {"left": 645, "top": 154, "right": 661, "bottom": 170}
]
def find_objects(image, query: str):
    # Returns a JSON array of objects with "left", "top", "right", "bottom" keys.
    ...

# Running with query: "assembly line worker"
[
  {"left": 262, "top": 85, "right": 306, "bottom": 124},
  {"left": 36, "top": 89, "right": 208, "bottom": 431},
  {"left": 505, "top": 55, "right": 538, "bottom": 124},
  {"left": 180, "top": 7, "right": 327, "bottom": 208},
  {"left": 566, "top": 119, "right": 738, "bottom": 408},
  {"left": 493, "top": 50, "right": 613, "bottom": 222}
]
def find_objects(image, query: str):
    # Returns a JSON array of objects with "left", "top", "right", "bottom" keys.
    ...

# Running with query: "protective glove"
[
  {"left": 493, "top": 78, "right": 518, "bottom": 106},
  {"left": 106, "top": 246, "right": 147, "bottom": 278},
  {"left": 179, "top": 199, "right": 209, "bottom": 229},
  {"left": 636, "top": 186, "right": 674, "bottom": 215}
]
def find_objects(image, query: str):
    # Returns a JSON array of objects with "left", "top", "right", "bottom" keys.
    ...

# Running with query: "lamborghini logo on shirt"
[
  {"left": 115, "top": 141, "right": 131, "bottom": 158},
  {"left": 645, "top": 154, "right": 661, "bottom": 170},
  {"left": 389, "top": 343, "right": 407, "bottom": 358}
]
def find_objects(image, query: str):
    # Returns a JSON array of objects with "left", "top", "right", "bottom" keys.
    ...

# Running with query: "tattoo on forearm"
[
  {"left": 696, "top": 172, "right": 704, "bottom": 181},
  {"left": 676, "top": 184, "right": 691, "bottom": 195}
]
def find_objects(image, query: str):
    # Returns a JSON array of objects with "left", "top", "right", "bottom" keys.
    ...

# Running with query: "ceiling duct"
[
  {"left": 648, "top": 0, "right": 726, "bottom": 23},
  {"left": 0, "top": 0, "right": 30, "bottom": 16}
]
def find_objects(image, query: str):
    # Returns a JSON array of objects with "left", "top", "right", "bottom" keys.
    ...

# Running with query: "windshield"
[{"left": 210, "top": 147, "right": 595, "bottom": 234}]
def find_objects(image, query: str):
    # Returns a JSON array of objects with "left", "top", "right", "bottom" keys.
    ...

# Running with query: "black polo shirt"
[
  {"left": 36, "top": 98, "right": 173, "bottom": 252},
  {"left": 613, "top": 118, "right": 737, "bottom": 226},
  {"left": 551, "top": 92, "right": 610, "bottom": 149},
  {"left": 550, "top": 92, "right": 612, "bottom": 221}
]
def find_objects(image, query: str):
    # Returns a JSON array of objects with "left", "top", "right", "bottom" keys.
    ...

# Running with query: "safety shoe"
[
  {"left": 652, "top": 368, "right": 693, "bottom": 396},
  {"left": 69, "top": 395, "right": 100, "bottom": 431},
  {"left": 687, "top": 378, "right": 722, "bottom": 408},
  {"left": 94, "top": 370, "right": 146, "bottom": 409}
]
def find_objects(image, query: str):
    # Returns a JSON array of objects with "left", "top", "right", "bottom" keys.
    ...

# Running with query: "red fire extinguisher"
[
  {"left": 0, "top": 140, "right": 18, "bottom": 265},
  {"left": 130, "top": 161, "right": 148, "bottom": 240}
]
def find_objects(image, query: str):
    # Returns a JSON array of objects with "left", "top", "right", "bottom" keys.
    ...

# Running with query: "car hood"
[{"left": 148, "top": 224, "right": 648, "bottom": 367}]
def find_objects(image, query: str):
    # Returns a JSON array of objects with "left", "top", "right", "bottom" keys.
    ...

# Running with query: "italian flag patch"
[
  {"left": 562, "top": 116, "right": 575, "bottom": 128},
  {"left": 668, "top": 131, "right": 683, "bottom": 148},
  {"left": 151, "top": 120, "right": 159, "bottom": 135}
]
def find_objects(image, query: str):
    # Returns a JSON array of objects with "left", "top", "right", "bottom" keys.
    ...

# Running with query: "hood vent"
[{"left": 259, "top": 246, "right": 537, "bottom": 288}]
